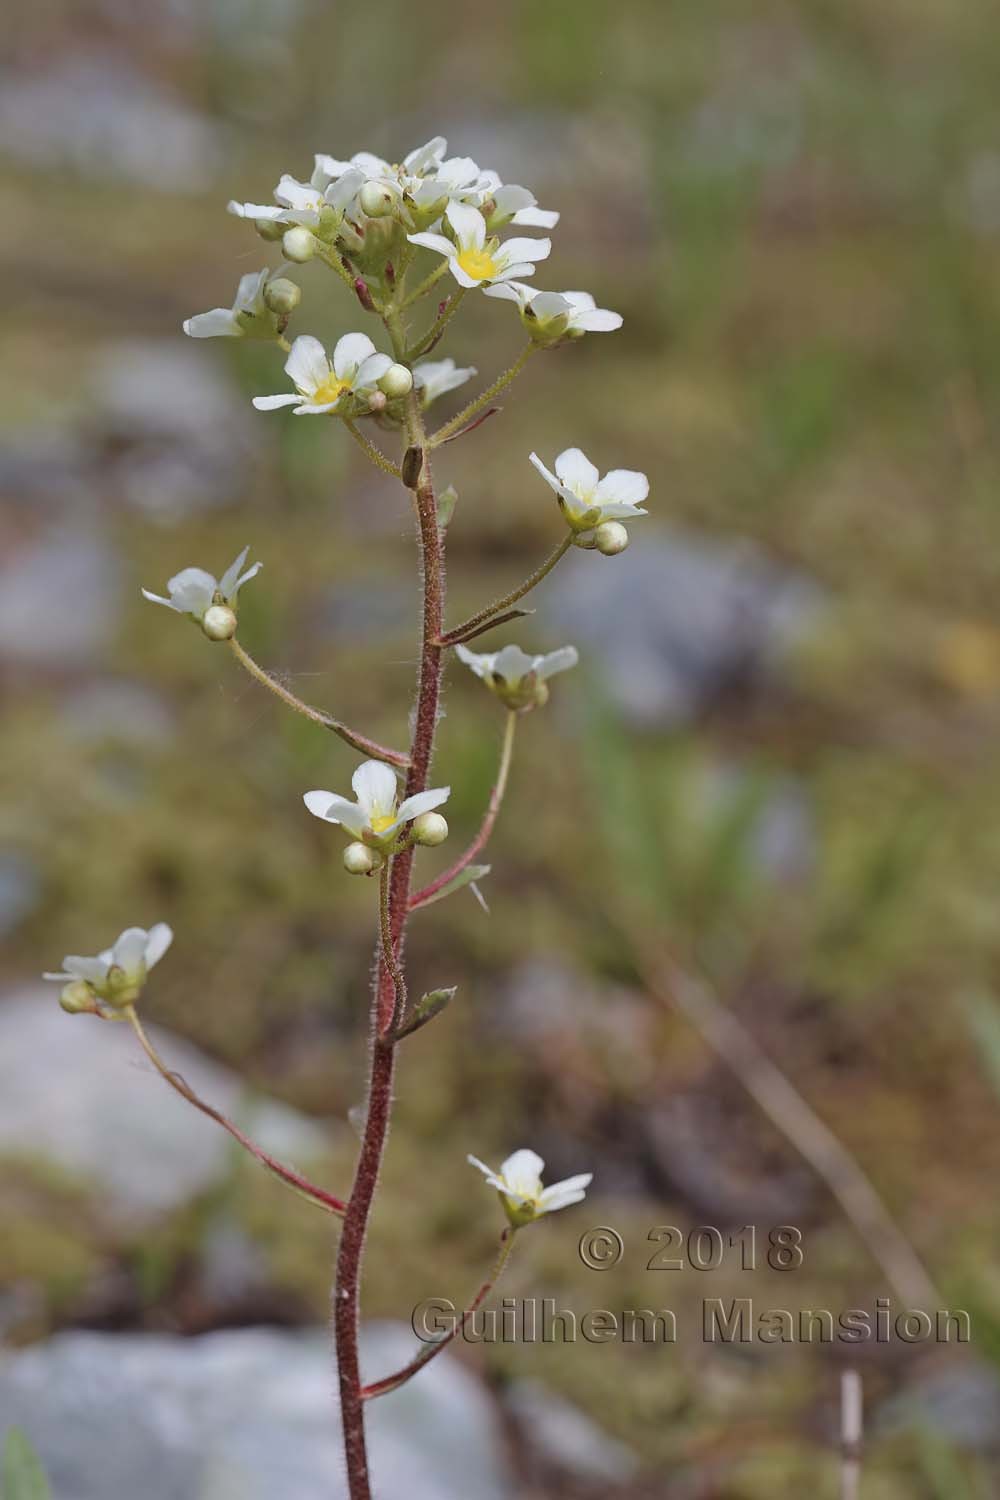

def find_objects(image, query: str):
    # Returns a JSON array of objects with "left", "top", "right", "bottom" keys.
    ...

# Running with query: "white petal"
[
  {"left": 112, "top": 927, "right": 149, "bottom": 974},
  {"left": 539, "top": 1187, "right": 589, "bottom": 1214},
  {"left": 144, "top": 923, "right": 174, "bottom": 969},
  {"left": 253, "top": 393, "right": 303, "bottom": 411},
  {"left": 596, "top": 501, "right": 648, "bottom": 521},
  {"left": 333, "top": 332, "right": 377, "bottom": 381},
  {"left": 512, "top": 207, "right": 559, "bottom": 228},
  {"left": 227, "top": 200, "right": 283, "bottom": 220},
  {"left": 489, "top": 262, "right": 537, "bottom": 284},
  {"left": 537, "top": 646, "right": 579, "bottom": 680},
  {"left": 448, "top": 261, "right": 484, "bottom": 289},
  {"left": 404, "top": 136, "right": 447, "bottom": 173},
  {"left": 492, "top": 644, "right": 535, "bottom": 683},
  {"left": 234, "top": 270, "right": 267, "bottom": 310},
  {"left": 467, "top": 1154, "right": 503, "bottom": 1190},
  {"left": 445, "top": 199, "right": 486, "bottom": 250},
  {"left": 218, "top": 546, "right": 250, "bottom": 600},
  {"left": 454, "top": 643, "right": 493, "bottom": 680},
  {"left": 303, "top": 791, "right": 368, "bottom": 838},
  {"left": 481, "top": 282, "right": 526, "bottom": 306},
  {"left": 350, "top": 152, "right": 393, "bottom": 176},
  {"left": 167, "top": 568, "right": 217, "bottom": 616},
  {"left": 499, "top": 236, "right": 551, "bottom": 266},
  {"left": 62, "top": 955, "right": 110, "bottom": 983},
  {"left": 500, "top": 1148, "right": 545, "bottom": 1194},
  {"left": 292, "top": 401, "right": 339, "bottom": 415},
  {"left": 183, "top": 308, "right": 241, "bottom": 338},
  {"left": 141, "top": 589, "right": 179, "bottom": 610},
  {"left": 232, "top": 561, "right": 262, "bottom": 596},
  {"left": 539, "top": 1172, "right": 592, "bottom": 1204},
  {"left": 396, "top": 786, "right": 450, "bottom": 823},
  {"left": 561, "top": 291, "right": 596, "bottom": 311},
  {"left": 351, "top": 760, "right": 399, "bottom": 817},
  {"left": 594, "top": 469, "right": 649, "bottom": 505},
  {"left": 325, "top": 168, "right": 364, "bottom": 212},
  {"left": 555, "top": 447, "right": 599, "bottom": 497},
  {"left": 285, "top": 335, "right": 330, "bottom": 396},
  {"left": 42, "top": 971, "right": 72, "bottom": 982},
  {"left": 572, "top": 308, "right": 622, "bottom": 331},
  {"left": 528, "top": 451, "right": 562, "bottom": 496},
  {"left": 353, "top": 352, "right": 393, "bottom": 389},
  {"left": 406, "top": 232, "right": 454, "bottom": 258}
]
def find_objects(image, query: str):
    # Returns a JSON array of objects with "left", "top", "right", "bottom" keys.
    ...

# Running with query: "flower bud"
[
  {"left": 594, "top": 521, "right": 630, "bottom": 556},
  {"left": 344, "top": 841, "right": 379, "bottom": 875},
  {"left": 359, "top": 181, "right": 396, "bottom": 218},
  {"left": 379, "top": 363, "right": 413, "bottom": 399},
  {"left": 282, "top": 227, "right": 316, "bottom": 263},
  {"left": 255, "top": 217, "right": 285, "bottom": 242},
  {"left": 59, "top": 980, "right": 97, "bottom": 1015},
  {"left": 201, "top": 604, "right": 238, "bottom": 641},
  {"left": 263, "top": 277, "right": 301, "bottom": 315},
  {"left": 367, "top": 390, "right": 388, "bottom": 413},
  {"left": 411, "top": 811, "right": 449, "bottom": 847}
]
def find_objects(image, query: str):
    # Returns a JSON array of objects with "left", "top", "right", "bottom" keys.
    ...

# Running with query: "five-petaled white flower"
[
  {"left": 44, "top": 923, "right": 173, "bottom": 1011},
  {"left": 183, "top": 269, "right": 282, "bottom": 341},
  {"left": 467, "top": 1149, "right": 592, "bottom": 1228},
  {"left": 408, "top": 202, "right": 550, "bottom": 290},
  {"left": 142, "top": 546, "right": 261, "bottom": 625},
  {"left": 484, "top": 282, "right": 622, "bottom": 343},
  {"left": 413, "top": 357, "right": 477, "bottom": 407},
  {"left": 529, "top": 447, "right": 649, "bottom": 544},
  {"left": 455, "top": 642, "right": 578, "bottom": 712},
  {"left": 476, "top": 175, "right": 559, "bottom": 230},
  {"left": 253, "top": 334, "right": 392, "bottom": 416},
  {"left": 304, "top": 760, "right": 450, "bottom": 850},
  {"left": 228, "top": 169, "right": 362, "bottom": 229}
]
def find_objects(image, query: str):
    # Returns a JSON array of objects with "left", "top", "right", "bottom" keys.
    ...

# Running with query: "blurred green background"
[{"left": 3, "top": 0, "right": 1000, "bottom": 1494}]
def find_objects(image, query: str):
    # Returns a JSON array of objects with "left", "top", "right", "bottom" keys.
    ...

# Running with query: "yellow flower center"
[
  {"left": 369, "top": 811, "right": 398, "bottom": 835},
  {"left": 310, "top": 374, "right": 350, "bottom": 406},
  {"left": 456, "top": 246, "right": 499, "bottom": 282}
]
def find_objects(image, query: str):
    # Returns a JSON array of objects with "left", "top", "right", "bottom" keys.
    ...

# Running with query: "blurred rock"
[
  {"left": 547, "top": 528, "right": 824, "bottom": 728},
  {"left": 876, "top": 1358, "right": 1000, "bottom": 1451},
  {"left": 0, "top": 526, "right": 121, "bottom": 667},
  {"left": 505, "top": 1378, "right": 638, "bottom": 1485},
  {"left": 0, "top": 990, "right": 328, "bottom": 1228},
  {"left": 0, "top": 53, "right": 222, "bottom": 189},
  {"left": 0, "top": 1324, "right": 512, "bottom": 1500},
  {"left": 60, "top": 679, "right": 176, "bottom": 747},
  {"left": 0, "top": 851, "right": 41, "bottom": 938},
  {"left": 92, "top": 341, "right": 257, "bottom": 522}
]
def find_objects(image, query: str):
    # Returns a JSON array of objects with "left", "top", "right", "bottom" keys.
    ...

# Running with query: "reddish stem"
[{"left": 333, "top": 402, "right": 445, "bottom": 1499}]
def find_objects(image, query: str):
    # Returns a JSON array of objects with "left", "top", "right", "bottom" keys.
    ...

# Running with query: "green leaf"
[
  {"left": 416, "top": 865, "right": 491, "bottom": 909},
  {"left": 394, "top": 986, "right": 457, "bottom": 1040},
  {"left": 3, "top": 1429, "right": 51, "bottom": 1500},
  {"left": 436, "top": 484, "right": 459, "bottom": 533}
]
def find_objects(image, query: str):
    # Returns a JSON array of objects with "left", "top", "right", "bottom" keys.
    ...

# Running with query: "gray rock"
[
  {"left": 546, "top": 527, "right": 824, "bottom": 729},
  {"left": 877, "top": 1358, "right": 1000, "bottom": 1451},
  {"left": 0, "top": 54, "right": 222, "bottom": 189},
  {"left": 505, "top": 1378, "right": 638, "bottom": 1484},
  {"left": 0, "top": 526, "right": 121, "bottom": 667},
  {"left": 0, "top": 990, "right": 329, "bottom": 1227},
  {"left": 92, "top": 342, "right": 257, "bottom": 523},
  {"left": 0, "top": 1324, "right": 513, "bottom": 1500}
]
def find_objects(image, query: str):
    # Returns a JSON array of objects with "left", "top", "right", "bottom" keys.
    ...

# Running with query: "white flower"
[
  {"left": 183, "top": 269, "right": 284, "bottom": 341},
  {"left": 228, "top": 169, "right": 362, "bottom": 229},
  {"left": 252, "top": 333, "right": 392, "bottom": 416},
  {"left": 467, "top": 1148, "right": 592, "bottom": 1227},
  {"left": 304, "top": 760, "right": 450, "bottom": 851},
  {"left": 529, "top": 447, "right": 649, "bottom": 544},
  {"left": 476, "top": 175, "right": 559, "bottom": 230},
  {"left": 413, "top": 357, "right": 477, "bottom": 407},
  {"left": 408, "top": 202, "right": 551, "bottom": 290},
  {"left": 484, "top": 282, "right": 622, "bottom": 342},
  {"left": 44, "top": 923, "right": 173, "bottom": 1010},
  {"left": 142, "top": 546, "right": 261, "bottom": 621},
  {"left": 455, "top": 642, "right": 578, "bottom": 711}
]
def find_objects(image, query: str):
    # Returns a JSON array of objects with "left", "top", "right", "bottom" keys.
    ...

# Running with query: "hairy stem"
[
  {"left": 362, "top": 1230, "right": 516, "bottom": 1400},
  {"left": 124, "top": 1006, "right": 346, "bottom": 1215},
  {"left": 429, "top": 343, "right": 535, "bottom": 447},
  {"left": 378, "top": 860, "right": 407, "bottom": 1032},
  {"left": 344, "top": 420, "right": 401, "bottom": 478},
  {"left": 399, "top": 258, "right": 449, "bottom": 310},
  {"left": 410, "top": 710, "right": 517, "bottom": 910},
  {"left": 441, "top": 535, "right": 572, "bottom": 645},
  {"left": 406, "top": 289, "right": 466, "bottom": 361},
  {"left": 228, "top": 637, "right": 409, "bottom": 768},
  {"left": 333, "top": 374, "right": 446, "bottom": 1500}
]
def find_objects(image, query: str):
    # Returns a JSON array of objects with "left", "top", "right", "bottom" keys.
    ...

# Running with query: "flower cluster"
[{"left": 304, "top": 760, "right": 450, "bottom": 874}]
